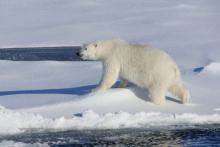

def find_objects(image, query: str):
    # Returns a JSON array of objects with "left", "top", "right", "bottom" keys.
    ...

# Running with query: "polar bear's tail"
[{"left": 168, "top": 81, "right": 190, "bottom": 104}]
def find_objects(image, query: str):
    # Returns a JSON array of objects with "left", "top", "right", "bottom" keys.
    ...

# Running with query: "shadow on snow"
[
  {"left": 0, "top": 84, "right": 97, "bottom": 96},
  {"left": 0, "top": 82, "right": 181, "bottom": 104}
]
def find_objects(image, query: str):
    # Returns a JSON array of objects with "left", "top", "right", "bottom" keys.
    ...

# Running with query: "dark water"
[
  {"left": 0, "top": 125, "right": 220, "bottom": 146},
  {"left": 0, "top": 46, "right": 81, "bottom": 61}
]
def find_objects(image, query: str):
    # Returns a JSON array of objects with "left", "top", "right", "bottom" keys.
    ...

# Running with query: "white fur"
[{"left": 80, "top": 39, "right": 189, "bottom": 105}]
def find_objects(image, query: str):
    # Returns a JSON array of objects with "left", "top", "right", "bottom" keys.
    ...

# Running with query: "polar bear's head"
[
  {"left": 77, "top": 42, "right": 100, "bottom": 60},
  {"left": 77, "top": 39, "right": 127, "bottom": 60}
]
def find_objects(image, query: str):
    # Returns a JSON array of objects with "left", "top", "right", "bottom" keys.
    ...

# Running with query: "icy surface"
[{"left": 0, "top": 0, "right": 220, "bottom": 134}]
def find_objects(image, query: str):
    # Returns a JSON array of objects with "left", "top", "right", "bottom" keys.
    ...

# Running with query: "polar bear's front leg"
[
  {"left": 93, "top": 62, "right": 120, "bottom": 93},
  {"left": 148, "top": 86, "right": 166, "bottom": 105}
]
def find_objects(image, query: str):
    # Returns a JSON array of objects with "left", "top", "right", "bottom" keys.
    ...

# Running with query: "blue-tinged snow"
[{"left": 0, "top": 0, "right": 220, "bottom": 135}]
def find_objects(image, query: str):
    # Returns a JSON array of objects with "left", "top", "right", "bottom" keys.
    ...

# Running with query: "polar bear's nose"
[{"left": 76, "top": 52, "right": 80, "bottom": 57}]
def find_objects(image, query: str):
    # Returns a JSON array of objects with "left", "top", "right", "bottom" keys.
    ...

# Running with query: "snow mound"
[
  {"left": 0, "top": 106, "right": 219, "bottom": 135},
  {"left": 202, "top": 62, "right": 220, "bottom": 75}
]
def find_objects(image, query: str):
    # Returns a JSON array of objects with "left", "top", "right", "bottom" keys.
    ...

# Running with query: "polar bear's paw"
[
  {"left": 151, "top": 98, "right": 166, "bottom": 105},
  {"left": 91, "top": 86, "right": 107, "bottom": 94},
  {"left": 181, "top": 90, "right": 190, "bottom": 104},
  {"left": 149, "top": 88, "right": 166, "bottom": 105}
]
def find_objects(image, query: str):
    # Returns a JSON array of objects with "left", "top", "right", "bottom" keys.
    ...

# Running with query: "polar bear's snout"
[
  {"left": 76, "top": 52, "right": 82, "bottom": 57},
  {"left": 77, "top": 45, "right": 88, "bottom": 59},
  {"left": 76, "top": 46, "right": 86, "bottom": 58},
  {"left": 77, "top": 47, "right": 87, "bottom": 59}
]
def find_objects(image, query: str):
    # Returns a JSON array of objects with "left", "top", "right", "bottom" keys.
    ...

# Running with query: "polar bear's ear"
[
  {"left": 82, "top": 43, "right": 87, "bottom": 48},
  {"left": 94, "top": 44, "right": 98, "bottom": 48},
  {"left": 83, "top": 43, "right": 86, "bottom": 46}
]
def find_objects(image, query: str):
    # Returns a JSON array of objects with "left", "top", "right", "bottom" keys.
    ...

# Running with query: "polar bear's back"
[{"left": 115, "top": 44, "right": 180, "bottom": 88}]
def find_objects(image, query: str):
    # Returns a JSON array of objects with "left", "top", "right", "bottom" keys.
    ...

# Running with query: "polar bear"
[{"left": 77, "top": 39, "right": 189, "bottom": 105}]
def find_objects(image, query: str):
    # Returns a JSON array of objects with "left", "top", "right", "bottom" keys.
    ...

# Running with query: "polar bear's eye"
[{"left": 94, "top": 44, "right": 98, "bottom": 48}]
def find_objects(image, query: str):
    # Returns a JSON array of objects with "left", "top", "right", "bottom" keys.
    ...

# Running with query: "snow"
[
  {"left": 203, "top": 62, "right": 220, "bottom": 75},
  {"left": 0, "top": 0, "right": 220, "bottom": 135},
  {"left": 0, "top": 107, "right": 220, "bottom": 135},
  {"left": 0, "top": 140, "right": 49, "bottom": 147}
]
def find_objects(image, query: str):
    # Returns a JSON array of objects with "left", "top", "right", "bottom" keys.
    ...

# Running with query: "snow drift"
[
  {"left": 202, "top": 62, "right": 220, "bottom": 75},
  {"left": 0, "top": 106, "right": 220, "bottom": 135}
]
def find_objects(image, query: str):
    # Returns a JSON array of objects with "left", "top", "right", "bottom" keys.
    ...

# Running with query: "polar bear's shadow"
[{"left": 127, "top": 85, "right": 182, "bottom": 104}]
